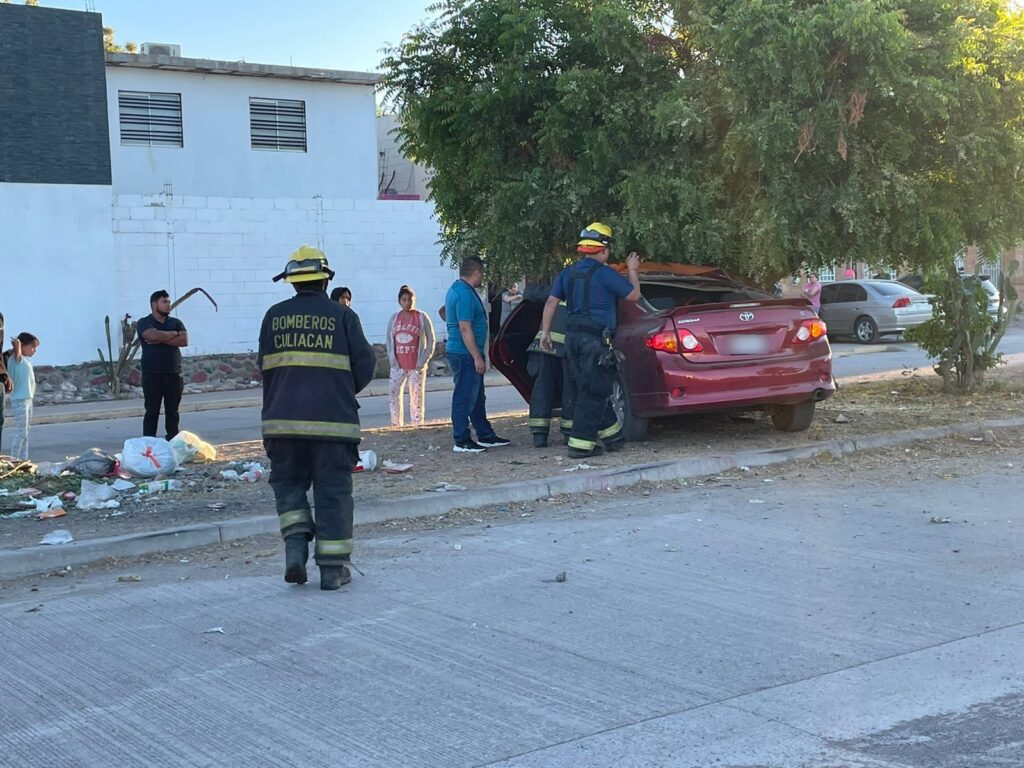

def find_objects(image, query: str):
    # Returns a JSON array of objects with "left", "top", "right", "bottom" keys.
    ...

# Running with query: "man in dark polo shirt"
[{"left": 136, "top": 290, "right": 189, "bottom": 440}]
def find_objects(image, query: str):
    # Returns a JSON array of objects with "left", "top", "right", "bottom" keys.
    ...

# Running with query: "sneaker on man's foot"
[
  {"left": 477, "top": 435, "right": 511, "bottom": 448},
  {"left": 319, "top": 564, "right": 352, "bottom": 591},
  {"left": 568, "top": 445, "right": 605, "bottom": 459},
  {"left": 532, "top": 433, "right": 549, "bottom": 448},
  {"left": 453, "top": 440, "right": 487, "bottom": 453}
]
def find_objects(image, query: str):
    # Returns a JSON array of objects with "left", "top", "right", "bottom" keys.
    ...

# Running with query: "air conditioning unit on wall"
[{"left": 141, "top": 42, "right": 181, "bottom": 57}]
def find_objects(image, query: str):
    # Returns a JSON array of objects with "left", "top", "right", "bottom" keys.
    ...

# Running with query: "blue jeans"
[{"left": 448, "top": 353, "right": 496, "bottom": 444}]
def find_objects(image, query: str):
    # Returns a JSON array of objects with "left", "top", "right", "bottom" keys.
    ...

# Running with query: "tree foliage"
[
  {"left": 907, "top": 261, "right": 1019, "bottom": 392},
  {"left": 103, "top": 26, "right": 138, "bottom": 54},
  {"left": 382, "top": 0, "right": 1024, "bottom": 284}
]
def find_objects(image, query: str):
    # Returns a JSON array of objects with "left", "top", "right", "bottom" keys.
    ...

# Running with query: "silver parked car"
[{"left": 818, "top": 280, "right": 933, "bottom": 343}]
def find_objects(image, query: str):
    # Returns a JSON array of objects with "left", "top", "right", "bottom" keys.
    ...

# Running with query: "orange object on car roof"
[{"left": 609, "top": 262, "right": 730, "bottom": 280}]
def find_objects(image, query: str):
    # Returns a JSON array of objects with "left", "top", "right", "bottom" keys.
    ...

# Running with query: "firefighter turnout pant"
[
  {"left": 265, "top": 438, "right": 358, "bottom": 566},
  {"left": 526, "top": 352, "right": 574, "bottom": 438},
  {"left": 564, "top": 330, "right": 623, "bottom": 453}
]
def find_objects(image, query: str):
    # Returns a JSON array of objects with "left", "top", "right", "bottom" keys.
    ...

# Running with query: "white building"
[{"left": 0, "top": 4, "right": 451, "bottom": 366}]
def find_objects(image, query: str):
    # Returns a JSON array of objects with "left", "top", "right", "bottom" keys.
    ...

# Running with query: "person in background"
[
  {"left": 330, "top": 286, "right": 353, "bottom": 308},
  {"left": 500, "top": 281, "right": 524, "bottom": 327},
  {"left": 802, "top": 273, "right": 822, "bottom": 312},
  {"left": 445, "top": 257, "right": 511, "bottom": 453},
  {"left": 386, "top": 285, "right": 436, "bottom": 427},
  {"left": 3, "top": 332, "right": 40, "bottom": 461},
  {"left": 0, "top": 312, "right": 9, "bottom": 453},
  {"left": 136, "top": 290, "right": 188, "bottom": 441}
]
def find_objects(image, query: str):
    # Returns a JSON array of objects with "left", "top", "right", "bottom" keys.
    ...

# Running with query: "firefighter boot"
[
  {"left": 533, "top": 433, "right": 548, "bottom": 448},
  {"left": 319, "top": 564, "right": 352, "bottom": 591},
  {"left": 283, "top": 535, "right": 309, "bottom": 585}
]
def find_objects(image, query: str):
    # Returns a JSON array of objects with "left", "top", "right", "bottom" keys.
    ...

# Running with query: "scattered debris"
[
  {"left": 122, "top": 437, "right": 178, "bottom": 478},
  {"left": 117, "top": 575, "right": 142, "bottom": 583},
  {"left": 111, "top": 479, "right": 136, "bottom": 492},
  {"left": 207, "top": 503, "right": 226, "bottom": 511},
  {"left": 563, "top": 463, "right": 595, "bottom": 472},
  {"left": 37, "top": 508, "right": 67, "bottom": 520},
  {"left": 136, "top": 479, "right": 185, "bottom": 495},
  {"left": 354, "top": 451, "right": 377, "bottom": 472},
  {"left": 25, "top": 605, "right": 42, "bottom": 613},
  {"left": 432, "top": 482, "right": 466, "bottom": 492},
  {"left": 77, "top": 480, "right": 119, "bottom": 510},
  {"left": 67, "top": 448, "right": 117, "bottom": 478},
  {"left": 555, "top": 571, "right": 567, "bottom": 583},
  {"left": 381, "top": 461, "right": 414, "bottom": 473},
  {"left": 39, "top": 529, "right": 74, "bottom": 545},
  {"left": 169, "top": 431, "right": 218, "bottom": 464},
  {"left": 202, "top": 627, "right": 226, "bottom": 634},
  {"left": 748, "top": 499, "right": 767, "bottom": 504},
  {"left": 453, "top": 543, "right": 462, "bottom": 551},
  {"left": 834, "top": 414, "right": 851, "bottom": 424},
  {"left": 930, "top": 516, "right": 952, "bottom": 524}
]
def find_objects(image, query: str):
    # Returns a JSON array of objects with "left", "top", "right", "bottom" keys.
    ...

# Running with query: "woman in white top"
[
  {"left": 385, "top": 285, "right": 436, "bottom": 426},
  {"left": 3, "top": 332, "right": 40, "bottom": 460}
]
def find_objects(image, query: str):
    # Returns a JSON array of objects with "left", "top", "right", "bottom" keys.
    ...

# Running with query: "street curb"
[
  {"left": 3, "top": 416, "right": 1022, "bottom": 580},
  {"left": 32, "top": 373, "right": 510, "bottom": 426}
]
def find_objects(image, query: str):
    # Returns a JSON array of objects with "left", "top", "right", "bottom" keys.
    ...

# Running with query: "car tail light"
[
  {"left": 891, "top": 296, "right": 911, "bottom": 308},
  {"left": 645, "top": 327, "right": 704, "bottom": 354},
  {"left": 793, "top": 318, "right": 827, "bottom": 343}
]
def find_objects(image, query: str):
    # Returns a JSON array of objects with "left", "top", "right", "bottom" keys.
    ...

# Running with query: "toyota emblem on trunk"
[{"left": 739, "top": 312, "right": 755, "bottom": 322}]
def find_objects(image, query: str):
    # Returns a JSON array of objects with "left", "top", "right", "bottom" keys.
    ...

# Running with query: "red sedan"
[{"left": 491, "top": 264, "right": 835, "bottom": 439}]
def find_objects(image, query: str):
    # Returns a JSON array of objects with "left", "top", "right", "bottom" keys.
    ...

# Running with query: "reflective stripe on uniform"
[
  {"left": 598, "top": 421, "right": 622, "bottom": 440},
  {"left": 528, "top": 417, "right": 550, "bottom": 428},
  {"left": 262, "top": 351, "right": 352, "bottom": 372},
  {"left": 568, "top": 437, "right": 596, "bottom": 451},
  {"left": 560, "top": 418, "right": 573, "bottom": 430},
  {"left": 315, "top": 539, "right": 353, "bottom": 556},
  {"left": 279, "top": 509, "right": 313, "bottom": 531},
  {"left": 263, "top": 419, "right": 361, "bottom": 440}
]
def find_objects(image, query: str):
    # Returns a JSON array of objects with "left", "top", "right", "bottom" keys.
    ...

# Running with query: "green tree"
[{"left": 382, "top": 0, "right": 1024, "bottom": 287}]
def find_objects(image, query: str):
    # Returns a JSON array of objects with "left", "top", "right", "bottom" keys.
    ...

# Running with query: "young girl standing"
[
  {"left": 4, "top": 332, "right": 40, "bottom": 460},
  {"left": 385, "top": 286, "right": 435, "bottom": 426}
]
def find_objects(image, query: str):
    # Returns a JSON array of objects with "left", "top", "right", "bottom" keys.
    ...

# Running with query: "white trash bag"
[
  {"left": 77, "top": 480, "right": 119, "bottom": 510},
  {"left": 121, "top": 437, "right": 178, "bottom": 479}
]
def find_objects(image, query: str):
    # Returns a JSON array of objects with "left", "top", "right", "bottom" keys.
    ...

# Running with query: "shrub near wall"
[{"left": 31, "top": 344, "right": 451, "bottom": 405}]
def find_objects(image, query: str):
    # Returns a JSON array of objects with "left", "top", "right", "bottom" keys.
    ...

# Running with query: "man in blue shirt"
[
  {"left": 540, "top": 222, "right": 641, "bottom": 458},
  {"left": 445, "top": 256, "right": 511, "bottom": 452}
]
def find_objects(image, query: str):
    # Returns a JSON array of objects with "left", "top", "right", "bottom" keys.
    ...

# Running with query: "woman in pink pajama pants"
[{"left": 386, "top": 285, "right": 436, "bottom": 426}]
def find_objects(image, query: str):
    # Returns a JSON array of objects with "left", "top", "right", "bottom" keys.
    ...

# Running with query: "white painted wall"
[
  {"left": 106, "top": 67, "right": 378, "bottom": 200},
  {"left": 111, "top": 194, "right": 453, "bottom": 357},
  {"left": 0, "top": 183, "right": 117, "bottom": 365}
]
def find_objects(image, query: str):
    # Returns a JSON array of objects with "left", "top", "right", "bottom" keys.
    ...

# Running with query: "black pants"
[
  {"left": 564, "top": 330, "right": 621, "bottom": 451},
  {"left": 0, "top": 387, "right": 5, "bottom": 452},
  {"left": 265, "top": 438, "right": 358, "bottom": 566},
  {"left": 142, "top": 373, "right": 183, "bottom": 440},
  {"left": 527, "top": 352, "right": 574, "bottom": 437}
]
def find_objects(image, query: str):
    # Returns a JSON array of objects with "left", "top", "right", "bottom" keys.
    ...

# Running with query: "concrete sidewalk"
[
  {"left": 3, "top": 414, "right": 1022, "bottom": 580},
  {"left": 32, "top": 371, "right": 511, "bottom": 426}
]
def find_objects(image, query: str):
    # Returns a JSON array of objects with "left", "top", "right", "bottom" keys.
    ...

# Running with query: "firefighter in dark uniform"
[
  {"left": 525, "top": 295, "right": 573, "bottom": 447},
  {"left": 258, "top": 246, "right": 376, "bottom": 590},
  {"left": 540, "top": 223, "right": 641, "bottom": 458}
]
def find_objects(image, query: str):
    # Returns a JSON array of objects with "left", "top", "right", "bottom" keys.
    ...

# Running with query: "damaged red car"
[{"left": 491, "top": 264, "right": 835, "bottom": 440}]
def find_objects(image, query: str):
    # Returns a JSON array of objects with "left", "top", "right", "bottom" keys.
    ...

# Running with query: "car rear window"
[
  {"left": 640, "top": 280, "right": 771, "bottom": 310},
  {"left": 872, "top": 282, "right": 919, "bottom": 297}
]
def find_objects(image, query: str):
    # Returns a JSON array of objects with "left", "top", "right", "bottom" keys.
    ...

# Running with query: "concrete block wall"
[{"left": 112, "top": 194, "right": 454, "bottom": 355}]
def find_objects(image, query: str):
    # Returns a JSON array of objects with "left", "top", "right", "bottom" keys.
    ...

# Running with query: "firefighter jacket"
[
  {"left": 527, "top": 301, "right": 568, "bottom": 358},
  {"left": 258, "top": 291, "right": 376, "bottom": 442}
]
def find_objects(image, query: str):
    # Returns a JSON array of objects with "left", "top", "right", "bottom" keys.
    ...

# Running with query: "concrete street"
[
  {"left": 1, "top": 444, "right": 1022, "bottom": 767},
  {"left": 24, "top": 327, "right": 1024, "bottom": 462}
]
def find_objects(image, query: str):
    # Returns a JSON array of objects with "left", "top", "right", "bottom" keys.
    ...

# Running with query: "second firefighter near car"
[
  {"left": 540, "top": 222, "right": 642, "bottom": 459},
  {"left": 258, "top": 245, "right": 376, "bottom": 591}
]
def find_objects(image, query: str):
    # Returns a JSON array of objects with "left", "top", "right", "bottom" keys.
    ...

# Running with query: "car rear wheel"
[
  {"left": 854, "top": 315, "right": 879, "bottom": 344},
  {"left": 769, "top": 400, "right": 816, "bottom": 432},
  {"left": 610, "top": 373, "right": 649, "bottom": 442}
]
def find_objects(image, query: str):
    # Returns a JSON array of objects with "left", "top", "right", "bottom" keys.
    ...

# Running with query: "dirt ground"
[
  {"left": 2, "top": 365, "right": 1022, "bottom": 551},
  {"left": 2, "top": 425, "right": 1020, "bottom": 593}
]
